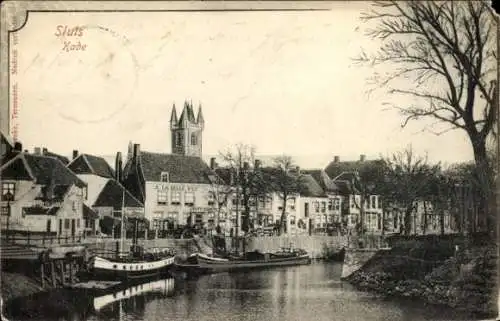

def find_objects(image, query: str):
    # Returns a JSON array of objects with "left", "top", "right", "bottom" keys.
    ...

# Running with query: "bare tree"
[
  {"left": 382, "top": 146, "right": 440, "bottom": 235},
  {"left": 219, "top": 143, "right": 271, "bottom": 235},
  {"left": 355, "top": 1, "right": 497, "bottom": 233},
  {"left": 269, "top": 155, "right": 303, "bottom": 235},
  {"left": 207, "top": 173, "right": 232, "bottom": 232}
]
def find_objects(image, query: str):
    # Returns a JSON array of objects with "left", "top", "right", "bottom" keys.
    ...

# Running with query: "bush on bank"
[{"left": 346, "top": 242, "right": 498, "bottom": 318}]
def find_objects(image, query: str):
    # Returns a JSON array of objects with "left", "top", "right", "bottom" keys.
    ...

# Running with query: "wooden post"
[
  {"left": 50, "top": 261, "right": 56, "bottom": 287},
  {"left": 40, "top": 263, "right": 45, "bottom": 288},
  {"left": 59, "top": 260, "right": 65, "bottom": 285},
  {"left": 69, "top": 259, "right": 73, "bottom": 284}
]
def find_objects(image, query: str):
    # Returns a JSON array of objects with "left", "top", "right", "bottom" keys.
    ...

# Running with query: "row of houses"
[{"left": 0, "top": 102, "right": 458, "bottom": 238}]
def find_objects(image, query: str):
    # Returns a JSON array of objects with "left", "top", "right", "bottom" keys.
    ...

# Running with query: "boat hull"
[
  {"left": 88, "top": 256, "right": 175, "bottom": 281},
  {"left": 174, "top": 253, "right": 311, "bottom": 277}
]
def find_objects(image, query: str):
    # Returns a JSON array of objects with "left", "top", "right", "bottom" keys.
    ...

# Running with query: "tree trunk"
[
  {"left": 422, "top": 201, "right": 428, "bottom": 235},
  {"left": 471, "top": 136, "right": 495, "bottom": 236},
  {"left": 404, "top": 205, "right": 413, "bottom": 235},
  {"left": 359, "top": 194, "right": 365, "bottom": 236},
  {"left": 280, "top": 193, "right": 288, "bottom": 235}
]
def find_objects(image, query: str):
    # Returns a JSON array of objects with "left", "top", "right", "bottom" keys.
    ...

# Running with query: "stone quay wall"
[{"left": 340, "top": 248, "right": 384, "bottom": 279}]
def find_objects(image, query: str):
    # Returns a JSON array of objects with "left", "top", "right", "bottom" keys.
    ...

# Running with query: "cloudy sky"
[{"left": 10, "top": 2, "right": 474, "bottom": 168}]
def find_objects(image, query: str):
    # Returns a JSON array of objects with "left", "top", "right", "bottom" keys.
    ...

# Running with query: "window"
[
  {"left": 64, "top": 219, "right": 70, "bottom": 229},
  {"left": 321, "top": 202, "right": 326, "bottom": 213},
  {"left": 77, "top": 219, "right": 80, "bottom": 228},
  {"left": 153, "top": 219, "right": 160, "bottom": 230},
  {"left": 371, "top": 196, "right": 376, "bottom": 209},
  {"left": 1, "top": 207, "right": 9, "bottom": 216},
  {"left": 1, "top": 182, "right": 15, "bottom": 201},
  {"left": 160, "top": 172, "right": 169, "bottom": 182},
  {"left": 314, "top": 202, "right": 319, "bottom": 213},
  {"left": 171, "top": 191, "right": 181, "bottom": 205},
  {"left": 83, "top": 187, "right": 88, "bottom": 200},
  {"left": 290, "top": 215, "right": 296, "bottom": 225},
  {"left": 191, "top": 133, "right": 197, "bottom": 145},
  {"left": 157, "top": 190, "right": 168, "bottom": 205},
  {"left": 258, "top": 197, "right": 265, "bottom": 208},
  {"left": 176, "top": 132, "right": 182, "bottom": 147},
  {"left": 328, "top": 200, "right": 333, "bottom": 211},
  {"left": 207, "top": 193, "right": 215, "bottom": 206},
  {"left": 334, "top": 198, "right": 340, "bottom": 211},
  {"left": 72, "top": 201, "right": 77, "bottom": 211},
  {"left": 184, "top": 192, "right": 195, "bottom": 206}
]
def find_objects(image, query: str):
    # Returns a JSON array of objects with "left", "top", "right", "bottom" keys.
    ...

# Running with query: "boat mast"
[{"left": 120, "top": 187, "right": 125, "bottom": 257}]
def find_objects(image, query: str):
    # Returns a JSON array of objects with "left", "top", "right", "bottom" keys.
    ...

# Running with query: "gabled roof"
[
  {"left": 139, "top": 151, "right": 214, "bottom": 184},
  {"left": 1, "top": 153, "right": 86, "bottom": 188},
  {"left": 93, "top": 179, "right": 144, "bottom": 210},
  {"left": 67, "top": 154, "right": 115, "bottom": 178},
  {"left": 83, "top": 204, "right": 99, "bottom": 219},
  {"left": 43, "top": 150, "right": 70, "bottom": 165},
  {"left": 298, "top": 174, "right": 326, "bottom": 197},
  {"left": 0, "top": 129, "right": 14, "bottom": 148},
  {"left": 214, "top": 168, "right": 233, "bottom": 185},
  {"left": 324, "top": 158, "right": 386, "bottom": 194}
]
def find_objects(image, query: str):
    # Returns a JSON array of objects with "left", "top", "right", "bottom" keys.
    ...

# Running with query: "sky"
[{"left": 9, "top": 2, "right": 476, "bottom": 169}]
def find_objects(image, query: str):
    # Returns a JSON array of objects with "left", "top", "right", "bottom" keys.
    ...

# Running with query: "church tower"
[{"left": 170, "top": 101, "right": 204, "bottom": 157}]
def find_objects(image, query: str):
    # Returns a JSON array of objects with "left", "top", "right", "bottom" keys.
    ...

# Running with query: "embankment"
[{"left": 345, "top": 237, "right": 498, "bottom": 318}]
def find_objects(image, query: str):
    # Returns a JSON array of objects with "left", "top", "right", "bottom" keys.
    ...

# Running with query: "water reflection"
[{"left": 5, "top": 263, "right": 479, "bottom": 321}]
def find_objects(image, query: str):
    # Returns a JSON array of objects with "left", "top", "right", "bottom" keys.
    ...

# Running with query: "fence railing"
[{"left": 1, "top": 232, "right": 86, "bottom": 246}]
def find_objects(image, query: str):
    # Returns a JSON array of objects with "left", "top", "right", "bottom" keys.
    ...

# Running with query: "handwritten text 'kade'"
[{"left": 55, "top": 25, "right": 87, "bottom": 52}]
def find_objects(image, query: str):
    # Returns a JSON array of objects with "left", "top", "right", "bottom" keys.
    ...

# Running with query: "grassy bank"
[{"left": 346, "top": 240, "right": 498, "bottom": 318}]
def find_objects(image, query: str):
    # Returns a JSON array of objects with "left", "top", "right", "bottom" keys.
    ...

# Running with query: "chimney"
[
  {"left": 133, "top": 144, "right": 140, "bottom": 159},
  {"left": 34, "top": 147, "right": 41, "bottom": 155},
  {"left": 115, "top": 152, "right": 123, "bottom": 182},
  {"left": 210, "top": 157, "right": 217, "bottom": 170},
  {"left": 360, "top": 154, "right": 366, "bottom": 162},
  {"left": 334, "top": 155, "right": 340, "bottom": 163},
  {"left": 72, "top": 150, "right": 79, "bottom": 160},
  {"left": 42, "top": 147, "right": 48, "bottom": 155},
  {"left": 254, "top": 159, "right": 261, "bottom": 169},
  {"left": 13, "top": 142, "right": 22, "bottom": 152}
]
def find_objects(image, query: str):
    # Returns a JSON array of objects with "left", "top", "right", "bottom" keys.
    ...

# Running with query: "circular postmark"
[{"left": 48, "top": 24, "right": 139, "bottom": 124}]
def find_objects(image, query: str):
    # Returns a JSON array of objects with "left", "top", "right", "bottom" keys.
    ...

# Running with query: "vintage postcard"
[{"left": 0, "top": 1, "right": 498, "bottom": 320}]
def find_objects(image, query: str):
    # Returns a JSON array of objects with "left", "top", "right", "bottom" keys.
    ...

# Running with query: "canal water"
[{"left": 4, "top": 262, "right": 477, "bottom": 321}]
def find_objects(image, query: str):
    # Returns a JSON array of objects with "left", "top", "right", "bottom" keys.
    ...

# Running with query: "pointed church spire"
[
  {"left": 170, "top": 103, "right": 178, "bottom": 125},
  {"left": 178, "top": 101, "right": 189, "bottom": 126},
  {"left": 196, "top": 103, "right": 204, "bottom": 124}
]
